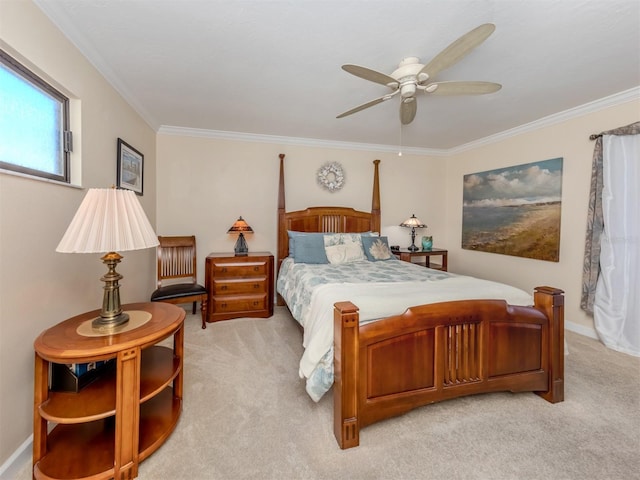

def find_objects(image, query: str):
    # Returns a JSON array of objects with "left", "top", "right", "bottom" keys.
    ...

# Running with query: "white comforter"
[{"left": 277, "top": 258, "right": 534, "bottom": 401}]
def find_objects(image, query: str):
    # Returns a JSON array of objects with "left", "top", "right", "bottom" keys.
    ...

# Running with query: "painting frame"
[
  {"left": 461, "top": 157, "right": 563, "bottom": 262},
  {"left": 116, "top": 138, "right": 144, "bottom": 195}
]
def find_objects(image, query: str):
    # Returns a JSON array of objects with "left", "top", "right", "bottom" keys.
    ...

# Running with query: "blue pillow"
[
  {"left": 293, "top": 234, "right": 329, "bottom": 264},
  {"left": 361, "top": 236, "right": 394, "bottom": 261},
  {"left": 288, "top": 231, "right": 326, "bottom": 257}
]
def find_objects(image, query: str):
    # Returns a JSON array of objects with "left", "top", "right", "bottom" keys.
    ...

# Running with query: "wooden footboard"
[{"left": 333, "top": 286, "right": 564, "bottom": 449}]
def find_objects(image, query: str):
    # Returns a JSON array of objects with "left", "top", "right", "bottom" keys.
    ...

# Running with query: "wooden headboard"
[{"left": 276, "top": 153, "right": 381, "bottom": 277}]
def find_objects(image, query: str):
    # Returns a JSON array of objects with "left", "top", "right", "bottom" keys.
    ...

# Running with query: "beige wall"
[
  {"left": 157, "top": 99, "right": 639, "bottom": 339},
  {"left": 445, "top": 101, "right": 639, "bottom": 335},
  {"left": 156, "top": 136, "right": 447, "bottom": 284},
  {"left": 0, "top": 1, "right": 157, "bottom": 465},
  {"left": 2, "top": 0, "right": 638, "bottom": 473}
]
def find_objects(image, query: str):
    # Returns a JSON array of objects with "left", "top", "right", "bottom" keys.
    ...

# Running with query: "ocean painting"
[{"left": 462, "top": 158, "right": 563, "bottom": 262}]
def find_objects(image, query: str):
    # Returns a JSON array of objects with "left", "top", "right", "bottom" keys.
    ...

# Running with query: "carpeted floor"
[{"left": 14, "top": 307, "right": 640, "bottom": 479}]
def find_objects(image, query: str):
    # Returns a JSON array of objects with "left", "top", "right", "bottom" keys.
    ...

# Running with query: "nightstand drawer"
[
  {"left": 211, "top": 295, "right": 267, "bottom": 313},
  {"left": 212, "top": 278, "right": 266, "bottom": 295},
  {"left": 212, "top": 262, "right": 267, "bottom": 278}
]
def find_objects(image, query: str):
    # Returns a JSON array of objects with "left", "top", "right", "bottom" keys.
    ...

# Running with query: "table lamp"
[
  {"left": 227, "top": 216, "right": 253, "bottom": 256},
  {"left": 56, "top": 187, "right": 159, "bottom": 331},
  {"left": 400, "top": 214, "right": 426, "bottom": 252}
]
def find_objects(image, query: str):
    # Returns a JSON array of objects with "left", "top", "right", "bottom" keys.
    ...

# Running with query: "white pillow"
[{"left": 324, "top": 234, "right": 366, "bottom": 264}]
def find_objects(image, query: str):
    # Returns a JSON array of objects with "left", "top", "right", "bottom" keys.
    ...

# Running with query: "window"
[{"left": 0, "top": 50, "right": 71, "bottom": 182}]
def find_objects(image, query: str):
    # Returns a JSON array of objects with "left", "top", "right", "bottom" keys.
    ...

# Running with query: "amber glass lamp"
[{"left": 227, "top": 216, "right": 253, "bottom": 256}]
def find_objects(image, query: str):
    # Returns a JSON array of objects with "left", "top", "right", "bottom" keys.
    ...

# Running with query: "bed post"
[
  {"left": 371, "top": 160, "right": 381, "bottom": 234},
  {"left": 334, "top": 301, "right": 360, "bottom": 449},
  {"left": 533, "top": 286, "right": 565, "bottom": 403},
  {"left": 277, "top": 153, "right": 286, "bottom": 306}
]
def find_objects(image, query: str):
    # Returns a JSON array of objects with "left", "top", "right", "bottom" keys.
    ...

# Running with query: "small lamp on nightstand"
[
  {"left": 400, "top": 214, "right": 426, "bottom": 252},
  {"left": 227, "top": 216, "right": 253, "bottom": 256}
]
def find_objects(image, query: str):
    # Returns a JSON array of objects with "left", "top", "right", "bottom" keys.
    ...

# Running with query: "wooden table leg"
[
  {"left": 114, "top": 347, "right": 141, "bottom": 479},
  {"left": 32, "top": 354, "right": 49, "bottom": 472}
]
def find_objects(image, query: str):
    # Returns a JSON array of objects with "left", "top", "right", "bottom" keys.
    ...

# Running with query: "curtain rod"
[{"left": 590, "top": 122, "right": 640, "bottom": 140}]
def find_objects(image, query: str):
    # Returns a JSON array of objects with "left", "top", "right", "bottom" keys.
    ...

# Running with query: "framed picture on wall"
[
  {"left": 461, "top": 157, "right": 563, "bottom": 262},
  {"left": 116, "top": 138, "right": 144, "bottom": 195}
]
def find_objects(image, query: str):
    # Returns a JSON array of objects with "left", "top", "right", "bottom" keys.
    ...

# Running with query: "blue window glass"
[{"left": 0, "top": 50, "right": 70, "bottom": 182}]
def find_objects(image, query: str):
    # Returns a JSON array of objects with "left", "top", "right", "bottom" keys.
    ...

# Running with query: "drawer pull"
[
  {"left": 253, "top": 284, "right": 260, "bottom": 289},
  {"left": 253, "top": 266, "right": 260, "bottom": 272},
  {"left": 221, "top": 285, "right": 228, "bottom": 291},
  {"left": 221, "top": 267, "right": 227, "bottom": 273}
]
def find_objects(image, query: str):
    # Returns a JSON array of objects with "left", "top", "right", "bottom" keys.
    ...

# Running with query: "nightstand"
[
  {"left": 205, "top": 252, "right": 274, "bottom": 322},
  {"left": 394, "top": 248, "right": 448, "bottom": 271}
]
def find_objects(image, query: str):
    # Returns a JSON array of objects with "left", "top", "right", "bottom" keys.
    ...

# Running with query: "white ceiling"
[{"left": 34, "top": 0, "right": 640, "bottom": 152}]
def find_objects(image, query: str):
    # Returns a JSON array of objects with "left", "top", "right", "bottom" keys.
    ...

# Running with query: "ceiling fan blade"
[
  {"left": 337, "top": 90, "right": 399, "bottom": 119},
  {"left": 400, "top": 99, "right": 417, "bottom": 125},
  {"left": 419, "top": 23, "right": 496, "bottom": 80},
  {"left": 342, "top": 64, "right": 399, "bottom": 87},
  {"left": 424, "top": 82, "right": 502, "bottom": 95},
  {"left": 337, "top": 96, "right": 390, "bottom": 119},
  {"left": 425, "top": 81, "right": 502, "bottom": 95}
]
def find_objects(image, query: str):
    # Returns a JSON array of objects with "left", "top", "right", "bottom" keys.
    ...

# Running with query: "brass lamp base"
[
  {"left": 93, "top": 251, "right": 129, "bottom": 331},
  {"left": 92, "top": 311, "right": 130, "bottom": 331}
]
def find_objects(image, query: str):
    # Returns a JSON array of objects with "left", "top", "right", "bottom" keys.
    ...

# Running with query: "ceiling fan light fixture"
[{"left": 400, "top": 83, "right": 416, "bottom": 98}]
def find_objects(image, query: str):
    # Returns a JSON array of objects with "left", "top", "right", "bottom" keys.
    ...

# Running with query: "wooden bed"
[{"left": 276, "top": 154, "right": 564, "bottom": 449}]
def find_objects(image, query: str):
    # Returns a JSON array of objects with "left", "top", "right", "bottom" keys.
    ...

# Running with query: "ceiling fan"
[{"left": 337, "top": 23, "right": 502, "bottom": 125}]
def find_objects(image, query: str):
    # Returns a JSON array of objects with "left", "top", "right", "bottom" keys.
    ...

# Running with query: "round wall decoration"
[{"left": 317, "top": 162, "right": 345, "bottom": 192}]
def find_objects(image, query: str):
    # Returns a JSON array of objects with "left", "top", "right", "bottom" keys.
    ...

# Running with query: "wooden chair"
[{"left": 150, "top": 235, "right": 208, "bottom": 329}]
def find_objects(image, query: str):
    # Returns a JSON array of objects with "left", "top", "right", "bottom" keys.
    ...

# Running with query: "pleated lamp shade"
[{"left": 57, "top": 188, "right": 159, "bottom": 254}]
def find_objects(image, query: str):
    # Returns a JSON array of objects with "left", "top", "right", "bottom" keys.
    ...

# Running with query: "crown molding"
[
  {"left": 160, "top": 87, "right": 639, "bottom": 157},
  {"left": 157, "top": 126, "right": 449, "bottom": 157},
  {"left": 449, "top": 87, "right": 640, "bottom": 154},
  {"left": 33, "top": 0, "right": 160, "bottom": 131}
]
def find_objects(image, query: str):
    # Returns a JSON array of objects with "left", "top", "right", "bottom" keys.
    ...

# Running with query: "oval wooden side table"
[{"left": 32, "top": 302, "right": 185, "bottom": 480}]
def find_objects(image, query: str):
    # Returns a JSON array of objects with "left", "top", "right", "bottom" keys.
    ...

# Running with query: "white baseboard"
[
  {"left": 565, "top": 320, "right": 598, "bottom": 340},
  {"left": 0, "top": 434, "right": 31, "bottom": 479}
]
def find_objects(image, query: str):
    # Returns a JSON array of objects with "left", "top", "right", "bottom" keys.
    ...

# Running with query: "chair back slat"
[{"left": 157, "top": 236, "right": 198, "bottom": 288}]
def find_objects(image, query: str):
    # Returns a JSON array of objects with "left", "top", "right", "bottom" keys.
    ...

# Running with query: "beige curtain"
[{"left": 580, "top": 121, "right": 640, "bottom": 314}]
